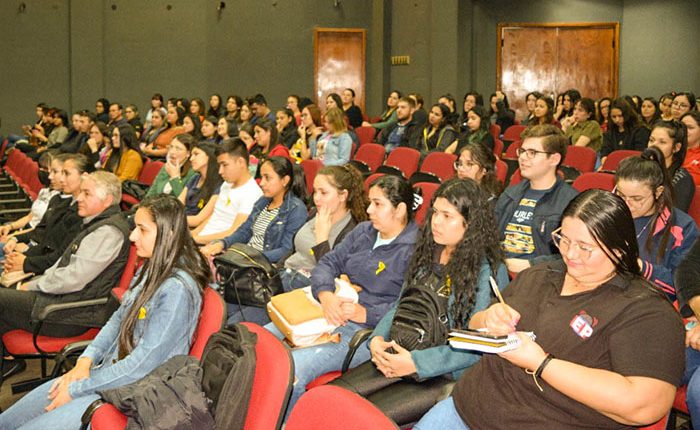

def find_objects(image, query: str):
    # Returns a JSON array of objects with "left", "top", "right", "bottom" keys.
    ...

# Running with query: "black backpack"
[
  {"left": 388, "top": 271, "right": 450, "bottom": 352},
  {"left": 201, "top": 324, "right": 258, "bottom": 430}
]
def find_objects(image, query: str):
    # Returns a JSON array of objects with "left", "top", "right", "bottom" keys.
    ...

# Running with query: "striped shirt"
[{"left": 247, "top": 206, "right": 280, "bottom": 251}]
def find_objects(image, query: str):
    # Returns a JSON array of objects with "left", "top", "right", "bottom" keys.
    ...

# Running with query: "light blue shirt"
[{"left": 310, "top": 131, "right": 352, "bottom": 166}]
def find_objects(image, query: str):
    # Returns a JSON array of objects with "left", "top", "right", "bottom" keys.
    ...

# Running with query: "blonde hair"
[{"left": 325, "top": 107, "right": 347, "bottom": 134}]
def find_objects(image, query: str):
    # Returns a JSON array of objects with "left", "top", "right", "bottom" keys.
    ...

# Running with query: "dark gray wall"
[{"left": 1, "top": 0, "right": 698, "bottom": 135}]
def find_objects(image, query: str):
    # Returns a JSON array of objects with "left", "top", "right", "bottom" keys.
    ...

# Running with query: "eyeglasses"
[
  {"left": 672, "top": 101, "right": 690, "bottom": 109},
  {"left": 454, "top": 160, "right": 480, "bottom": 170},
  {"left": 551, "top": 228, "right": 599, "bottom": 260},
  {"left": 516, "top": 148, "right": 552, "bottom": 159},
  {"left": 613, "top": 188, "right": 655, "bottom": 206}
]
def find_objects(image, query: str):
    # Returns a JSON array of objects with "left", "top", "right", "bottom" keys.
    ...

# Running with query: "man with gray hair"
[{"left": 0, "top": 171, "right": 130, "bottom": 379}]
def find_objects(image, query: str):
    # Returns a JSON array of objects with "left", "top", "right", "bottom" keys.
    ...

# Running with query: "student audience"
[
  {"left": 341, "top": 88, "right": 364, "bottom": 129},
  {"left": 124, "top": 104, "right": 143, "bottom": 138},
  {"left": 600, "top": 97, "right": 651, "bottom": 165},
  {"left": 455, "top": 142, "right": 503, "bottom": 199},
  {"left": 379, "top": 96, "right": 423, "bottom": 152},
  {"left": 178, "top": 142, "right": 222, "bottom": 220},
  {"left": 447, "top": 105, "right": 495, "bottom": 155},
  {"left": 362, "top": 90, "right": 400, "bottom": 132},
  {"left": 145, "top": 134, "right": 196, "bottom": 198},
  {"left": 294, "top": 104, "right": 324, "bottom": 162},
  {"left": 305, "top": 107, "right": 352, "bottom": 165},
  {"left": 641, "top": 97, "right": 661, "bottom": 128},
  {"left": 216, "top": 117, "right": 238, "bottom": 143},
  {"left": 522, "top": 91, "right": 543, "bottom": 126},
  {"left": 561, "top": 98, "right": 603, "bottom": 151},
  {"left": 488, "top": 91, "right": 515, "bottom": 133},
  {"left": 672, "top": 92, "right": 696, "bottom": 121},
  {"left": 199, "top": 116, "right": 219, "bottom": 144},
  {"left": 459, "top": 91, "right": 484, "bottom": 132},
  {"left": 103, "top": 124, "right": 144, "bottom": 182},
  {"left": 648, "top": 120, "right": 696, "bottom": 212},
  {"left": 276, "top": 108, "right": 298, "bottom": 149},
  {"left": 532, "top": 95, "right": 557, "bottom": 127},
  {"left": 421, "top": 103, "right": 458, "bottom": 152}
]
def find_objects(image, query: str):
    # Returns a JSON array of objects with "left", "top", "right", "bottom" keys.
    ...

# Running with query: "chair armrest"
[
  {"left": 58, "top": 339, "right": 94, "bottom": 358},
  {"left": 341, "top": 328, "right": 374, "bottom": 372},
  {"left": 80, "top": 399, "right": 107, "bottom": 430},
  {"left": 36, "top": 297, "right": 109, "bottom": 321}
]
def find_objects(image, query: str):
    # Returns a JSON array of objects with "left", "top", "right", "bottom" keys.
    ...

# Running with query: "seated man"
[
  {"left": 191, "top": 138, "right": 262, "bottom": 245},
  {"left": 495, "top": 124, "right": 578, "bottom": 274},
  {"left": 379, "top": 96, "right": 422, "bottom": 152},
  {"left": 0, "top": 171, "right": 130, "bottom": 378}
]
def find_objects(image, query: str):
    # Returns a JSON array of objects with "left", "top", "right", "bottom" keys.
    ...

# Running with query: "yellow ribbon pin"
[
  {"left": 375, "top": 261, "right": 386, "bottom": 275},
  {"left": 138, "top": 307, "right": 147, "bottom": 320},
  {"left": 197, "top": 199, "right": 205, "bottom": 209},
  {"left": 226, "top": 197, "right": 231, "bottom": 206},
  {"left": 309, "top": 249, "right": 314, "bottom": 256}
]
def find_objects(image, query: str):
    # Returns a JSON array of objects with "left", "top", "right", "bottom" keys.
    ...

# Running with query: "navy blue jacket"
[
  {"left": 221, "top": 192, "right": 307, "bottom": 263},
  {"left": 311, "top": 221, "right": 419, "bottom": 327},
  {"left": 495, "top": 177, "right": 578, "bottom": 259}
]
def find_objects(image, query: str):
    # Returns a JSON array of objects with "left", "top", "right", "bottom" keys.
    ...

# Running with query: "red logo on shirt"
[{"left": 569, "top": 311, "right": 598, "bottom": 339}]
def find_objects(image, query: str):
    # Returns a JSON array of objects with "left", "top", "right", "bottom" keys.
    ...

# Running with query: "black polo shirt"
[{"left": 452, "top": 260, "right": 684, "bottom": 429}]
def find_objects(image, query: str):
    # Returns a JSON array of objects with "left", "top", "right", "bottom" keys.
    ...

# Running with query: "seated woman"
[
  {"left": 648, "top": 120, "right": 695, "bottom": 212},
  {"left": 238, "top": 102, "right": 253, "bottom": 129},
  {"left": 682, "top": 112, "right": 700, "bottom": 186},
  {"left": 640, "top": 97, "right": 661, "bottom": 129},
  {"left": 253, "top": 118, "right": 291, "bottom": 167},
  {"left": 182, "top": 113, "right": 203, "bottom": 141},
  {"left": 342, "top": 88, "right": 364, "bottom": 129},
  {"left": 125, "top": 104, "right": 143, "bottom": 139},
  {"left": 521, "top": 91, "right": 543, "bottom": 126},
  {"left": 455, "top": 143, "right": 503, "bottom": 199},
  {"left": 139, "top": 107, "right": 165, "bottom": 148},
  {"left": 446, "top": 105, "right": 494, "bottom": 155},
  {"left": 189, "top": 97, "right": 206, "bottom": 122},
  {"left": 207, "top": 93, "right": 224, "bottom": 118},
  {"left": 671, "top": 92, "right": 696, "bottom": 121},
  {"left": 659, "top": 93, "right": 675, "bottom": 122},
  {"left": 276, "top": 108, "right": 298, "bottom": 149},
  {"left": 293, "top": 104, "right": 324, "bottom": 163},
  {"left": 303, "top": 107, "right": 352, "bottom": 166},
  {"left": 264, "top": 174, "right": 419, "bottom": 416},
  {"left": 488, "top": 91, "right": 515, "bottom": 134},
  {"left": 142, "top": 107, "right": 184, "bottom": 158},
  {"left": 331, "top": 178, "right": 509, "bottom": 424},
  {"left": 225, "top": 95, "right": 242, "bottom": 123},
  {"left": 0, "top": 194, "right": 210, "bottom": 430},
  {"left": 362, "top": 90, "right": 401, "bottom": 133},
  {"left": 421, "top": 103, "right": 458, "bottom": 152},
  {"left": 216, "top": 117, "right": 238, "bottom": 142},
  {"left": 178, "top": 142, "right": 222, "bottom": 222},
  {"left": 561, "top": 98, "right": 603, "bottom": 152},
  {"left": 103, "top": 124, "right": 144, "bottom": 182},
  {"left": 597, "top": 97, "right": 612, "bottom": 132},
  {"left": 458, "top": 92, "right": 484, "bottom": 133},
  {"left": 554, "top": 89, "right": 581, "bottom": 123},
  {"left": 531, "top": 96, "right": 559, "bottom": 127},
  {"left": 416, "top": 189, "right": 685, "bottom": 429},
  {"left": 614, "top": 146, "right": 698, "bottom": 300},
  {"left": 599, "top": 97, "right": 650, "bottom": 166},
  {"left": 200, "top": 156, "right": 308, "bottom": 320},
  {"left": 145, "top": 134, "right": 196, "bottom": 199},
  {"left": 80, "top": 121, "right": 110, "bottom": 169},
  {"left": 325, "top": 93, "right": 343, "bottom": 113},
  {"left": 200, "top": 116, "right": 220, "bottom": 144}
]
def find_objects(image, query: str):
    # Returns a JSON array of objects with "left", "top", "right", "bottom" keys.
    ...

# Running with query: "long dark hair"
[
  {"left": 254, "top": 118, "right": 280, "bottom": 154},
  {"left": 105, "top": 123, "right": 141, "bottom": 174},
  {"left": 536, "top": 96, "right": 555, "bottom": 125},
  {"left": 609, "top": 97, "right": 641, "bottom": 132},
  {"left": 459, "top": 143, "right": 502, "bottom": 198},
  {"left": 651, "top": 120, "right": 688, "bottom": 176},
  {"left": 192, "top": 142, "right": 222, "bottom": 205},
  {"left": 369, "top": 174, "right": 414, "bottom": 222},
  {"left": 118, "top": 195, "right": 211, "bottom": 358},
  {"left": 263, "top": 156, "right": 307, "bottom": 201},
  {"left": 615, "top": 146, "right": 674, "bottom": 263},
  {"left": 406, "top": 178, "right": 503, "bottom": 328},
  {"left": 317, "top": 164, "right": 368, "bottom": 222},
  {"left": 561, "top": 189, "right": 641, "bottom": 277}
]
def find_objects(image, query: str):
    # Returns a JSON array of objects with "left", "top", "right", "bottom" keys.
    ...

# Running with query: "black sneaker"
[{"left": 1, "top": 358, "right": 26, "bottom": 379}]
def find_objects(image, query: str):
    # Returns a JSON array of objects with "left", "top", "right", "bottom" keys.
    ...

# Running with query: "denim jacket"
[
  {"left": 371, "top": 261, "right": 509, "bottom": 379},
  {"left": 68, "top": 269, "right": 202, "bottom": 398},
  {"left": 221, "top": 192, "right": 308, "bottom": 263}
]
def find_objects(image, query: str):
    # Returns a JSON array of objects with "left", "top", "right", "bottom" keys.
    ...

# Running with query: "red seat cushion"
[
  {"left": 306, "top": 371, "right": 342, "bottom": 390},
  {"left": 2, "top": 328, "right": 100, "bottom": 354},
  {"left": 673, "top": 385, "right": 688, "bottom": 414},
  {"left": 91, "top": 403, "right": 128, "bottom": 430}
]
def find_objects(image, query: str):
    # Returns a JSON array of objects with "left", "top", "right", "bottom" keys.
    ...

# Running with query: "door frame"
[
  {"left": 496, "top": 22, "right": 620, "bottom": 98},
  {"left": 313, "top": 27, "right": 367, "bottom": 111}
]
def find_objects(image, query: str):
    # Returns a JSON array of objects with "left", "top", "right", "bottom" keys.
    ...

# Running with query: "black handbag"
[
  {"left": 213, "top": 243, "right": 281, "bottom": 307},
  {"left": 121, "top": 180, "right": 149, "bottom": 200}
]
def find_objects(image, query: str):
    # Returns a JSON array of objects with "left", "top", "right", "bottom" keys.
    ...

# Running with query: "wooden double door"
[
  {"left": 497, "top": 23, "right": 619, "bottom": 121},
  {"left": 314, "top": 28, "right": 366, "bottom": 113}
]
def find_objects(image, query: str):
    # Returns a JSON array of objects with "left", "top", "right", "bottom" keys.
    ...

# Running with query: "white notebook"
[{"left": 448, "top": 329, "right": 536, "bottom": 353}]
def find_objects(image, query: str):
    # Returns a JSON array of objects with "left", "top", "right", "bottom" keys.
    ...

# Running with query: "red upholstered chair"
[
  {"left": 687, "top": 188, "right": 700, "bottom": 226},
  {"left": 381, "top": 147, "right": 421, "bottom": 179},
  {"left": 355, "top": 126, "right": 376, "bottom": 146},
  {"left": 413, "top": 182, "right": 440, "bottom": 226},
  {"left": 572, "top": 172, "right": 615, "bottom": 193},
  {"left": 301, "top": 159, "right": 324, "bottom": 196},
  {"left": 413, "top": 151, "right": 456, "bottom": 183},
  {"left": 489, "top": 123, "right": 501, "bottom": 141},
  {"left": 509, "top": 168, "right": 523, "bottom": 186},
  {"left": 352, "top": 143, "right": 385, "bottom": 173},
  {"left": 364, "top": 173, "right": 385, "bottom": 194},
  {"left": 504, "top": 139, "right": 522, "bottom": 159},
  {"left": 492, "top": 138, "right": 504, "bottom": 158},
  {"left": 1, "top": 245, "right": 140, "bottom": 394},
  {"left": 120, "top": 159, "right": 165, "bottom": 209},
  {"left": 286, "top": 385, "right": 399, "bottom": 430},
  {"left": 563, "top": 146, "right": 597, "bottom": 173},
  {"left": 88, "top": 287, "right": 226, "bottom": 430},
  {"left": 601, "top": 150, "right": 641, "bottom": 172},
  {"left": 638, "top": 415, "right": 670, "bottom": 430},
  {"left": 502, "top": 124, "right": 526, "bottom": 143},
  {"left": 495, "top": 159, "right": 507, "bottom": 184}
]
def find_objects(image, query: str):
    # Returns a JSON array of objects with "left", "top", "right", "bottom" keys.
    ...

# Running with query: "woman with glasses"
[
  {"left": 415, "top": 189, "right": 685, "bottom": 430},
  {"left": 671, "top": 92, "right": 697, "bottom": 121},
  {"left": 454, "top": 143, "right": 502, "bottom": 199},
  {"left": 614, "top": 146, "right": 698, "bottom": 300}
]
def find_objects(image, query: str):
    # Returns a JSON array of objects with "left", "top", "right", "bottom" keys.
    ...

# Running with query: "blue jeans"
[
  {"left": 280, "top": 268, "right": 312, "bottom": 292},
  {"left": 264, "top": 321, "right": 371, "bottom": 419},
  {"left": 684, "top": 346, "right": 700, "bottom": 425},
  {"left": 414, "top": 397, "right": 470, "bottom": 430},
  {"left": 0, "top": 378, "right": 100, "bottom": 430}
]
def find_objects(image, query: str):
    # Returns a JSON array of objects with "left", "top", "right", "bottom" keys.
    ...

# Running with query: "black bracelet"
[{"left": 535, "top": 353, "right": 555, "bottom": 378}]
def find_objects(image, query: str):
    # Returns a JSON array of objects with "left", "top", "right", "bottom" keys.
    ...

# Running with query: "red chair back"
[
  {"left": 138, "top": 160, "right": 164, "bottom": 185},
  {"left": 510, "top": 168, "right": 523, "bottom": 186},
  {"left": 492, "top": 138, "right": 504, "bottom": 158},
  {"left": 0, "top": 139, "right": 8, "bottom": 160},
  {"left": 601, "top": 150, "right": 640, "bottom": 172},
  {"left": 112, "top": 245, "right": 141, "bottom": 302},
  {"left": 353, "top": 143, "right": 385, "bottom": 172},
  {"left": 190, "top": 287, "right": 226, "bottom": 359},
  {"left": 364, "top": 173, "right": 385, "bottom": 194},
  {"left": 504, "top": 140, "right": 522, "bottom": 159},
  {"left": 572, "top": 172, "right": 615, "bottom": 192},
  {"left": 413, "top": 182, "right": 440, "bottom": 226},
  {"left": 688, "top": 188, "right": 700, "bottom": 226},
  {"left": 286, "top": 385, "right": 399, "bottom": 430},
  {"left": 564, "top": 146, "right": 597, "bottom": 173},
  {"left": 495, "top": 159, "right": 507, "bottom": 184},
  {"left": 355, "top": 126, "right": 376, "bottom": 146},
  {"left": 419, "top": 152, "right": 456, "bottom": 182},
  {"left": 241, "top": 322, "right": 294, "bottom": 430},
  {"left": 384, "top": 147, "right": 421, "bottom": 179},
  {"left": 489, "top": 123, "right": 501, "bottom": 141},
  {"left": 301, "top": 159, "right": 324, "bottom": 196},
  {"left": 502, "top": 124, "right": 526, "bottom": 143}
]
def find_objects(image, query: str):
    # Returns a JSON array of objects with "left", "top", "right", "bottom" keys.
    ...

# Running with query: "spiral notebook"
[{"left": 448, "top": 329, "right": 536, "bottom": 353}]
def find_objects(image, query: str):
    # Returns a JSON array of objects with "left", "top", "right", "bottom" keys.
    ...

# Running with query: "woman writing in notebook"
[{"left": 416, "top": 189, "right": 685, "bottom": 429}]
